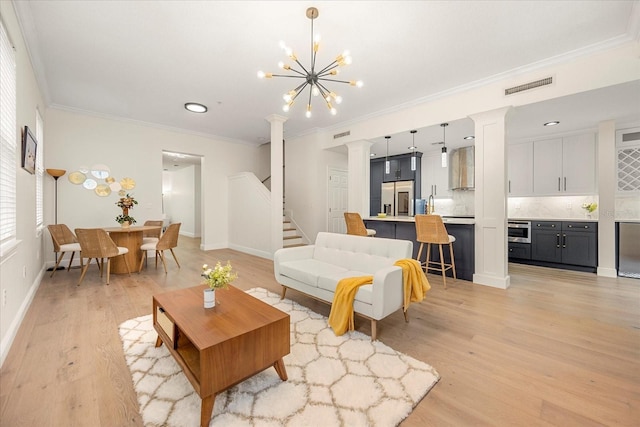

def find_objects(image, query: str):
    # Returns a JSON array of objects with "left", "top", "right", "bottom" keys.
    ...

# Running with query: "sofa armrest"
[
  {"left": 273, "top": 245, "right": 316, "bottom": 277},
  {"left": 370, "top": 265, "right": 404, "bottom": 319}
]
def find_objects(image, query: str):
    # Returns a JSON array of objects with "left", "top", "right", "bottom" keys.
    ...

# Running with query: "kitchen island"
[{"left": 364, "top": 216, "right": 475, "bottom": 281}]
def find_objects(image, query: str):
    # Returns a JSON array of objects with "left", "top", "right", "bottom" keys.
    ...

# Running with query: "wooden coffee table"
[{"left": 152, "top": 285, "right": 290, "bottom": 427}]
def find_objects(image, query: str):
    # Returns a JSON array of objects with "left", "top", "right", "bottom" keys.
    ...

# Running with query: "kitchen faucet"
[{"left": 427, "top": 194, "right": 434, "bottom": 215}]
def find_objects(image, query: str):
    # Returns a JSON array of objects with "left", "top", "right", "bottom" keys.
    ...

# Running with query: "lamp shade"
[{"left": 46, "top": 168, "right": 66, "bottom": 178}]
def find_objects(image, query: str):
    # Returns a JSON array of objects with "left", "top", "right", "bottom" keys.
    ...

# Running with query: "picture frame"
[{"left": 21, "top": 125, "right": 37, "bottom": 174}]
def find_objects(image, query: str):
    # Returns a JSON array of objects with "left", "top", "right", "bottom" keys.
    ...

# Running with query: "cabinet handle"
[
  {"left": 564, "top": 177, "right": 567, "bottom": 191},
  {"left": 508, "top": 180, "right": 511, "bottom": 193},
  {"left": 562, "top": 234, "right": 567, "bottom": 248},
  {"left": 434, "top": 185, "right": 437, "bottom": 196},
  {"left": 584, "top": 225, "right": 589, "bottom": 229},
  {"left": 556, "top": 233, "right": 560, "bottom": 248},
  {"left": 551, "top": 224, "right": 555, "bottom": 228},
  {"left": 558, "top": 177, "right": 561, "bottom": 191},
  {"left": 568, "top": 224, "right": 573, "bottom": 228}
]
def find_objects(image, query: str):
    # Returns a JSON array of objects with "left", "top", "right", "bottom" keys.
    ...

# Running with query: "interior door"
[{"left": 328, "top": 168, "right": 348, "bottom": 233}]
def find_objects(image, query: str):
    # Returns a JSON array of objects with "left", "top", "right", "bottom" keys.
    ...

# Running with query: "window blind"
[
  {"left": 36, "top": 109, "right": 44, "bottom": 227},
  {"left": 0, "top": 20, "right": 17, "bottom": 245}
]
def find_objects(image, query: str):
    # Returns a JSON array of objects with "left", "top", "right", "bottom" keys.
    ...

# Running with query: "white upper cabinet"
[
  {"left": 508, "top": 141, "right": 533, "bottom": 195},
  {"left": 531, "top": 133, "right": 596, "bottom": 195},
  {"left": 422, "top": 153, "right": 451, "bottom": 199}
]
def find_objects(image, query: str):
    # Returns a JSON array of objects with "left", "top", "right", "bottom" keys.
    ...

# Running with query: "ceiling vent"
[
  {"left": 333, "top": 130, "right": 351, "bottom": 139},
  {"left": 505, "top": 77, "right": 553, "bottom": 96}
]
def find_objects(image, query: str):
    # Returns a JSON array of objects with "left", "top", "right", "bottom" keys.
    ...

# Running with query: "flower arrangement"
[
  {"left": 116, "top": 193, "right": 138, "bottom": 225},
  {"left": 115, "top": 214, "right": 137, "bottom": 225},
  {"left": 202, "top": 261, "right": 238, "bottom": 290},
  {"left": 582, "top": 202, "right": 597, "bottom": 213},
  {"left": 116, "top": 193, "right": 138, "bottom": 210}
]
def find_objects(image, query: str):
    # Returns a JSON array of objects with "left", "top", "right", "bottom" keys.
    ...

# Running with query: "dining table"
[{"left": 103, "top": 225, "right": 162, "bottom": 274}]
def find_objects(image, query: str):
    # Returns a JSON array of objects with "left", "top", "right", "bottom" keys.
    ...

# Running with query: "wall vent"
[
  {"left": 505, "top": 77, "right": 553, "bottom": 95},
  {"left": 333, "top": 130, "right": 350, "bottom": 139}
]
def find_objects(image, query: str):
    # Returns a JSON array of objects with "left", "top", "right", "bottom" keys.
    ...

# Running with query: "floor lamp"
[{"left": 46, "top": 168, "right": 66, "bottom": 224}]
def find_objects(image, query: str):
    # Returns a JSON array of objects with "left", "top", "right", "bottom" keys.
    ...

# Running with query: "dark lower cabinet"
[
  {"left": 508, "top": 242, "right": 531, "bottom": 260},
  {"left": 363, "top": 220, "right": 474, "bottom": 281},
  {"left": 527, "top": 220, "right": 597, "bottom": 271}
]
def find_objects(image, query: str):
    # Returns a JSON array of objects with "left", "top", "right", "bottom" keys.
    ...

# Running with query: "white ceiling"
[{"left": 13, "top": 0, "right": 640, "bottom": 158}]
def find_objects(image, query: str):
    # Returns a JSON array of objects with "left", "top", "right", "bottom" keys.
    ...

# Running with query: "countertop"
[{"left": 366, "top": 216, "right": 475, "bottom": 225}]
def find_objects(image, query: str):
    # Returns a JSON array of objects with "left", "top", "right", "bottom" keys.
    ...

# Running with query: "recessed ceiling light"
[
  {"left": 463, "top": 135, "right": 475, "bottom": 140},
  {"left": 408, "top": 146, "right": 417, "bottom": 150},
  {"left": 544, "top": 121, "right": 560, "bottom": 126},
  {"left": 370, "top": 153, "right": 376, "bottom": 157},
  {"left": 185, "top": 102, "right": 208, "bottom": 113}
]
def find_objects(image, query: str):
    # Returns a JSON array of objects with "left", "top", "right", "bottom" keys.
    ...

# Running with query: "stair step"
[
  {"left": 283, "top": 227, "right": 296, "bottom": 232},
  {"left": 283, "top": 235, "right": 302, "bottom": 240},
  {"left": 284, "top": 243, "right": 307, "bottom": 248}
]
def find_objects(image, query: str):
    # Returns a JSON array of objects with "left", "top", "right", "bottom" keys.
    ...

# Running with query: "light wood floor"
[{"left": 1, "top": 237, "right": 638, "bottom": 426}]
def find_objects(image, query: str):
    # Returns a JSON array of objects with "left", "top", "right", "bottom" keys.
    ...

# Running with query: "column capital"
[{"left": 264, "top": 114, "right": 288, "bottom": 124}]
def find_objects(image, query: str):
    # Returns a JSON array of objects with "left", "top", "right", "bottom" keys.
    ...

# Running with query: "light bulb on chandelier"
[{"left": 257, "top": 7, "right": 363, "bottom": 118}]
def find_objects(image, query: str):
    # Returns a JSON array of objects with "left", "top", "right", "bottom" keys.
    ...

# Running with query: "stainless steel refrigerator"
[{"left": 381, "top": 180, "right": 414, "bottom": 216}]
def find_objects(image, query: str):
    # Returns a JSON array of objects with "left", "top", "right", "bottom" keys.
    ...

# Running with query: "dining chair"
[
  {"left": 138, "top": 222, "right": 181, "bottom": 273},
  {"left": 47, "top": 224, "right": 83, "bottom": 278},
  {"left": 415, "top": 214, "right": 456, "bottom": 288},
  {"left": 344, "top": 212, "right": 376, "bottom": 236},
  {"left": 75, "top": 228, "right": 131, "bottom": 285},
  {"left": 142, "top": 220, "right": 164, "bottom": 244}
]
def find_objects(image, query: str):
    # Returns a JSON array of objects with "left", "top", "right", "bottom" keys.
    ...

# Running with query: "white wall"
[
  {"left": 228, "top": 172, "right": 271, "bottom": 258},
  {"left": 0, "top": 1, "right": 47, "bottom": 366},
  {"left": 45, "top": 108, "right": 265, "bottom": 253}
]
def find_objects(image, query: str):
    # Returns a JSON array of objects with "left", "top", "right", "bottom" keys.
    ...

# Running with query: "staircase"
[{"left": 283, "top": 215, "right": 305, "bottom": 248}]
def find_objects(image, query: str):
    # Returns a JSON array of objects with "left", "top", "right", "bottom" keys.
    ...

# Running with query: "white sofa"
[{"left": 273, "top": 232, "right": 413, "bottom": 340}]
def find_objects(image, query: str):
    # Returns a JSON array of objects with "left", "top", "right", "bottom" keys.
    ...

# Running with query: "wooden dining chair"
[
  {"left": 75, "top": 228, "right": 131, "bottom": 285},
  {"left": 142, "top": 220, "right": 163, "bottom": 244},
  {"left": 138, "top": 222, "right": 181, "bottom": 273},
  {"left": 344, "top": 212, "right": 376, "bottom": 236},
  {"left": 47, "top": 224, "right": 83, "bottom": 277},
  {"left": 415, "top": 214, "right": 457, "bottom": 288}
]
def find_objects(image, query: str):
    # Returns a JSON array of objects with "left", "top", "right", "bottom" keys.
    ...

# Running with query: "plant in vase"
[
  {"left": 115, "top": 193, "right": 138, "bottom": 226},
  {"left": 201, "top": 261, "right": 238, "bottom": 308},
  {"left": 581, "top": 202, "right": 597, "bottom": 218}
]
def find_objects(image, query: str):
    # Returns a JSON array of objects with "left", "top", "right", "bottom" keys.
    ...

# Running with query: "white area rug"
[{"left": 118, "top": 288, "right": 440, "bottom": 426}]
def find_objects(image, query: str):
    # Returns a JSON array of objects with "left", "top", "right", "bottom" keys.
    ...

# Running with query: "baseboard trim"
[
  {"left": 597, "top": 267, "right": 617, "bottom": 278},
  {"left": 472, "top": 273, "right": 511, "bottom": 289},
  {"left": 0, "top": 267, "right": 44, "bottom": 368},
  {"left": 228, "top": 244, "right": 272, "bottom": 260}
]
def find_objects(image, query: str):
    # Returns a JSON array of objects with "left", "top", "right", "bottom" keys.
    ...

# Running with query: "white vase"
[{"left": 204, "top": 288, "right": 215, "bottom": 308}]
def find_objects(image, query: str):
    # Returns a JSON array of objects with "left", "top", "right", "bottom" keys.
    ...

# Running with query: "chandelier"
[{"left": 257, "top": 7, "right": 363, "bottom": 118}]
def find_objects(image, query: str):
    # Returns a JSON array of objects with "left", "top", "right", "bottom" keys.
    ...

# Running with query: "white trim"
[
  {"left": 227, "top": 243, "right": 272, "bottom": 260},
  {"left": 473, "top": 273, "right": 511, "bottom": 289},
  {"left": 597, "top": 267, "right": 618, "bottom": 278}
]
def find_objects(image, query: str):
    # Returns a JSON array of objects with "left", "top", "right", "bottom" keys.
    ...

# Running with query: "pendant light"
[
  {"left": 410, "top": 130, "right": 417, "bottom": 171},
  {"left": 384, "top": 136, "right": 391, "bottom": 174},
  {"left": 441, "top": 123, "right": 448, "bottom": 168}
]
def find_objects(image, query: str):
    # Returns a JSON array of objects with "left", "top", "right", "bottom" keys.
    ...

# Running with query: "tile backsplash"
[{"left": 421, "top": 191, "right": 639, "bottom": 220}]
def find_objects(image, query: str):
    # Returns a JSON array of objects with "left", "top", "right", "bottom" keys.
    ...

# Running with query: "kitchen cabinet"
[
  {"left": 532, "top": 133, "right": 596, "bottom": 195},
  {"left": 508, "top": 242, "right": 531, "bottom": 259},
  {"left": 422, "top": 153, "right": 450, "bottom": 199},
  {"left": 530, "top": 220, "right": 597, "bottom": 269},
  {"left": 370, "top": 153, "right": 421, "bottom": 216},
  {"left": 508, "top": 141, "right": 533, "bottom": 195}
]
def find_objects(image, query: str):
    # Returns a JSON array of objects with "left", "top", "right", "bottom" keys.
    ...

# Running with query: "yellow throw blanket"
[{"left": 328, "top": 259, "right": 431, "bottom": 336}]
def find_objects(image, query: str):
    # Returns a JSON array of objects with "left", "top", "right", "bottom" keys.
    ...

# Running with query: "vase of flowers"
[
  {"left": 581, "top": 202, "right": 597, "bottom": 219},
  {"left": 116, "top": 194, "right": 138, "bottom": 226},
  {"left": 201, "top": 261, "right": 238, "bottom": 308}
]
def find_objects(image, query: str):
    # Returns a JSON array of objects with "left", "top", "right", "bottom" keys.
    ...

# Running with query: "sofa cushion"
[
  {"left": 279, "top": 259, "right": 348, "bottom": 287},
  {"left": 317, "top": 271, "right": 373, "bottom": 304}
]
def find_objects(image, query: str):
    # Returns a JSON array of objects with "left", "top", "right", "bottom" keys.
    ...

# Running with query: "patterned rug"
[{"left": 118, "top": 288, "right": 439, "bottom": 426}]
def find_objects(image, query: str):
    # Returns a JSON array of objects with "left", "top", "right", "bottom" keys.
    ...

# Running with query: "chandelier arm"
[
  {"left": 316, "top": 61, "right": 339, "bottom": 76},
  {"left": 317, "top": 77, "right": 353, "bottom": 84},
  {"left": 292, "top": 57, "right": 311, "bottom": 76},
  {"left": 290, "top": 82, "right": 309, "bottom": 103},
  {"left": 270, "top": 74, "right": 307, "bottom": 79},
  {"left": 284, "top": 67, "right": 308, "bottom": 77},
  {"left": 315, "top": 81, "right": 332, "bottom": 97}
]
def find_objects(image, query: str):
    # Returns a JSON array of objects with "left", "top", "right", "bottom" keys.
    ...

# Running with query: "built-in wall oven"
[{"left": 508, "top": 220, "right": 531, "bottom": 243}]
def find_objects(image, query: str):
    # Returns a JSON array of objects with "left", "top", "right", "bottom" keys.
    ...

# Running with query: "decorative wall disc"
[
  {"left": 95, "top": 184, "right": 111, "bottom": 197},
  {"left": 91, "top": 164, "right": 110, "bottom": 179},
  {"left": 83, "top": 178, "right": 97, "bottom": 190},
  {"left": 68, "top": 171, "right": 86, "bottom": 185},
  {"left": 109, "top": 182, "right": 122, "bottom": 192},
  {"left": 120, "top": 177, "right": 136, "bottom": 190}
]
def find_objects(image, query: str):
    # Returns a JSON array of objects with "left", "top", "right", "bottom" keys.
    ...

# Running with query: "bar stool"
[
  {"left": 344, "top": 212, "right": 376, "bottom": 236},
  {"left": 415, "top": 214, "right": 457, "bottom": 288}
]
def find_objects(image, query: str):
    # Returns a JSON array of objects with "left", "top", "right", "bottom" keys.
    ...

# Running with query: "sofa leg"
[
  {"left": 280, "top": 286, "right": 287, "bottom": 300},
  {"left": 370, "top": 320, "right": 377, "bottom": 341}
]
